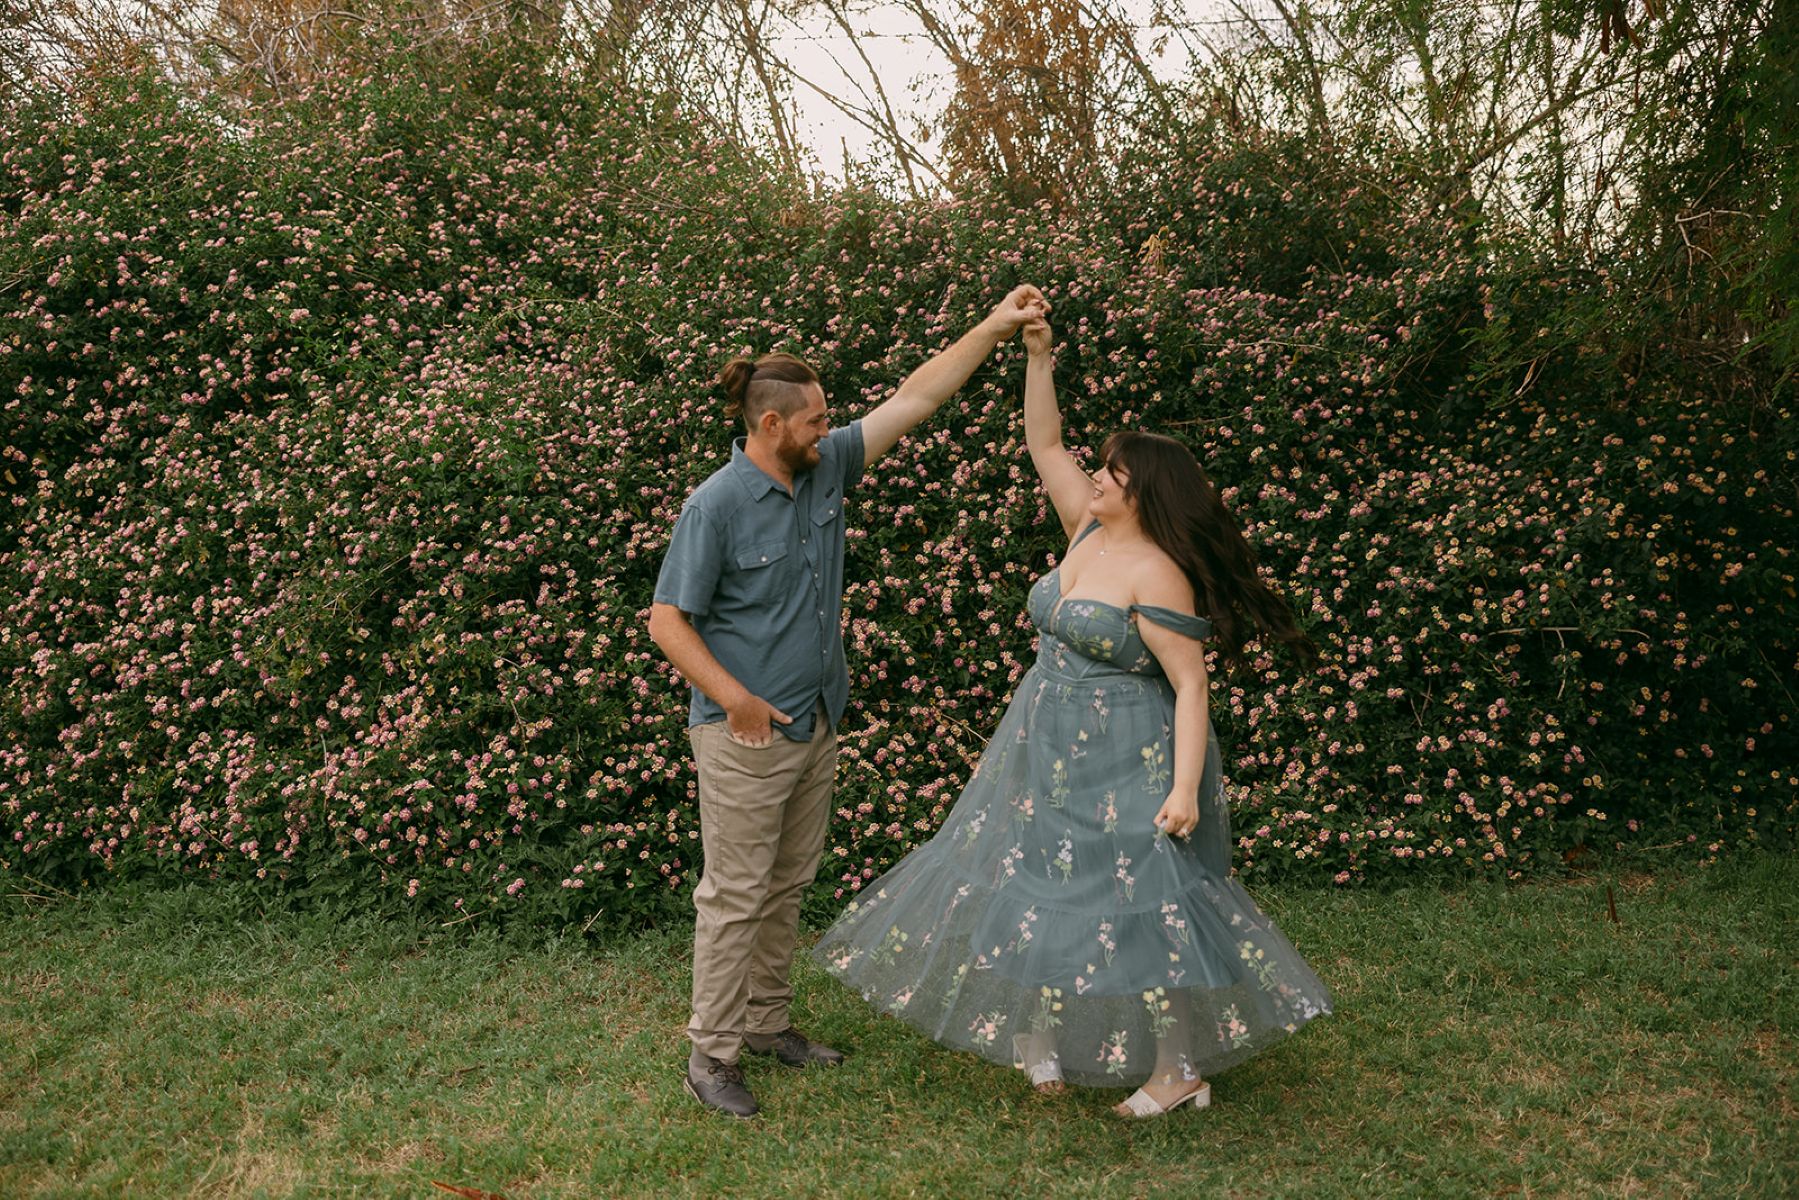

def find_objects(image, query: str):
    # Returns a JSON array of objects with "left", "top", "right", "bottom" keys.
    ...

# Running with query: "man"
[{"left": 648, "top": 285, "right": 1048, "bottom": 1118}]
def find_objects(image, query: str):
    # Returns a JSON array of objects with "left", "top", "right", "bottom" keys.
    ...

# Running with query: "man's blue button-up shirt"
[{"left": 653, "top": 421, "right": 865, "bottom": 743}]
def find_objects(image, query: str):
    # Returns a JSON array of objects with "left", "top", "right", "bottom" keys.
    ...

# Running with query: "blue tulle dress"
[{"left": 813, "top": 526, "right": 1333, "bottom": 1088}]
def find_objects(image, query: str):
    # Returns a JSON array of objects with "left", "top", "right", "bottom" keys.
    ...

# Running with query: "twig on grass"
[
  {"left": 431, "top": 1181, "right": 508, "bottom": 1200},
  {"left": 21, "top": 873, "right": 74, "bottom": 899}
]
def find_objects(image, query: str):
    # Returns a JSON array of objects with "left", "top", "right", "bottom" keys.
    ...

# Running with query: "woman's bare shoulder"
[{"left": 1131, "top": 551, "right": 1196, "bottom": 611}]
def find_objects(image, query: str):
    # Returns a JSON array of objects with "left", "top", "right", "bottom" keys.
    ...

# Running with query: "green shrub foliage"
[{"left": 2, "top": 50, "right": 1793, "bottom": 927}]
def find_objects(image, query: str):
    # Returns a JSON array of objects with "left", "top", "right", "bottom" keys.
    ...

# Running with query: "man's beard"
[{"left": 776, "top": 428, "right": 821, "bottom": 475}]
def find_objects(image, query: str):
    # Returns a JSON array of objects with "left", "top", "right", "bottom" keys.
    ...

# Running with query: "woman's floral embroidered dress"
[{"left": 814, "top": 528, "right": 1332, "bottom": 1087}]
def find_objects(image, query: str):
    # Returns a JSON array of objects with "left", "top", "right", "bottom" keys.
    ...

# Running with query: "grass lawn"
[{"left": 1, "top": 856, "right": 1794, "bottom": 1198}]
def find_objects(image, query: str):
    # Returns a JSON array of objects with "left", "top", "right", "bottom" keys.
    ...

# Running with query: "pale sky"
[{"left": 773, "top": 2, "right": 1248, "bottom": 182}]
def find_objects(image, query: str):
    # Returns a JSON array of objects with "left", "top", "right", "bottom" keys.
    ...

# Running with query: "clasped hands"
[{"left": 988, "top": 284, "right": 1052, "bottom": 355}]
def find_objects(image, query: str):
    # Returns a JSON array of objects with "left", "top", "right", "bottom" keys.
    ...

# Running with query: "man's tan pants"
[{"left": 687, "top": 709, "right": 837, "bottom": 1063}]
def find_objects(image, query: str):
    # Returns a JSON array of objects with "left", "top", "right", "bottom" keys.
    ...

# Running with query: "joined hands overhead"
[{"left": 986, "top": 284, "right": 1051, "bottom": 342}]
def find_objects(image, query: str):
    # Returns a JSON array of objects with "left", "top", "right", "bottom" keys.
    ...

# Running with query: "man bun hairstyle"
[{"left": 720, "top": 352, "right": 820, "bottom": 429}]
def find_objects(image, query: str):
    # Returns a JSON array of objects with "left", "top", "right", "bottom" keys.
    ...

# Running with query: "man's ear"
[{"left": 754, "top": 408, "right": 783, "bottom": 437}]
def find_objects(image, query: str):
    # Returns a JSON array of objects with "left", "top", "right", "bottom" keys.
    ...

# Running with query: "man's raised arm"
[{"left": 859, "top": 284, "right": 1048, "bottom": 468}]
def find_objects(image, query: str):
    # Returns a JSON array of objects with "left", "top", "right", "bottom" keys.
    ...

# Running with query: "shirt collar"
[{"left": 731, "top": 437, "right": 792, "bottom": 500}]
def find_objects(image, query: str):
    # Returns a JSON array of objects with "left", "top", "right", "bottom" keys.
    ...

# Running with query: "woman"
[{"left": 813, "top": 311, "right": 1333, "bottom": 1117}]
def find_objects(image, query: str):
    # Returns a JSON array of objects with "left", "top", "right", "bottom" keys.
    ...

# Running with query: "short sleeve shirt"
[{"left": 654, "top": 421, "right": 866, "bottom": 742}]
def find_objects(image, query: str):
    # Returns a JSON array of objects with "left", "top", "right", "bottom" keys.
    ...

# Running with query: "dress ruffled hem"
[{"left": 812, "top": 841, "right": 1333, "bottom": 1087}]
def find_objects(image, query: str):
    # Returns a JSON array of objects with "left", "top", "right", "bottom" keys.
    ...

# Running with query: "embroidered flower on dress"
[
  {"left": 1140, "top": 743, "right": 1170, "bottom": 792},
  {"left": 1144, "top": 987, "right": 1177, "bottom": 1038},
  {"left": 1115, "top": 853, "right": 1136, "bottom": 902},
  {"left": 1031, "top": 985, "right": 1066, "bottom": 1033},
  {"left": 1016, "top": 908, "right": 1038, "bottom": 949},
  {"left": 1099, "top": 1031, "right": 1131, "bottom": 1076},
  {"left": 969, "top": 1012, "right": 1006, "bottom": 1047}
]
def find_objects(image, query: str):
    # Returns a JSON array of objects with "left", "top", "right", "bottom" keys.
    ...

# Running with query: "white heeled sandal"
[
  {"left": 1011, "top": 1034, "right": 1065, "bottom": 1092},
  {"left": 1114, "top": 1080, "right": 1211, "bottom": 1118}
]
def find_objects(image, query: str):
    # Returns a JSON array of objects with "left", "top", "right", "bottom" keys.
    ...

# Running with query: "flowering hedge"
[{"left": 2, "top": 50, "right": 1793, "bottom": 928}]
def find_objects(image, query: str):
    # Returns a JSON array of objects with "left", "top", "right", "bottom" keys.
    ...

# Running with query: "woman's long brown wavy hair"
[{"left": 1100, "top": 431, "right": 1317, "bottom": 672}]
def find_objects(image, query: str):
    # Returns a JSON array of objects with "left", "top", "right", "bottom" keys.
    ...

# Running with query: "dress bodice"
[{"left": 1026, "top": 563, "right": 1213, "bottom": 680}]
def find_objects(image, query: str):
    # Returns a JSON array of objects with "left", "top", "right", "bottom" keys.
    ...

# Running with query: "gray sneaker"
[{"left": 684, "top": 1052, "right": 759, "bottom": 1118}]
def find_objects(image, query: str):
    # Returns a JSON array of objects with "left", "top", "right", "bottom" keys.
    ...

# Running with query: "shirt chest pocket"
[
  {"left": 812, "top": 486, "right": 840, "bottom": 531},
  {"left": 728, "top": 539, "right": 794, "bottom": 600}
]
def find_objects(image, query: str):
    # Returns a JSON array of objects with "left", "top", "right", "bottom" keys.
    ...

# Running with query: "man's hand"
[
  {"left": 1021, "top": 313, "right": 1053, "bottom": 359},
  {"left": 724, "top": 694, "right": 793, "bottom": 748},
  {"left": 984, "top": 285, "right": 1050, "bottom": 341}
]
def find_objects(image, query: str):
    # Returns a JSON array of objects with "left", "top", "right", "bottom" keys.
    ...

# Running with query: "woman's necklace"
[{"left": 1097, "top": 529, "right": 1145, "bottom": 557}]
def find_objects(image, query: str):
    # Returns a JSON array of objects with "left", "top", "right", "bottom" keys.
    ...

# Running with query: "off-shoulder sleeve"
[{"left": 1130, "top": 604, "right": 1212, "bottom": 640}]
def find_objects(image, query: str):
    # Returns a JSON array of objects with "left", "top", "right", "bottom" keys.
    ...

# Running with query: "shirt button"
[{"left": 760, "top": 555, "right": 768, "bottom": 563}]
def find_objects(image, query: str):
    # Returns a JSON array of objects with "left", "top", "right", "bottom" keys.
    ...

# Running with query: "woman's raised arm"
[{"left": 1021, "top": 317, "right": 1096, "bottom": 542}]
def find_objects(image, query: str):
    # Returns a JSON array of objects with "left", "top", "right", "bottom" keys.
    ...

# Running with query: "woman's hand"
[
  {"left": 984, "top": 285, "right": 1049, "bottom": 341},
  {"left": 1021, "top": 314, "right": 1052, "bottom": 359},
  {"left": 1153, "top": 789, "right": 1200, "bottom": 839}
]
